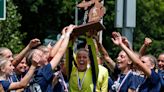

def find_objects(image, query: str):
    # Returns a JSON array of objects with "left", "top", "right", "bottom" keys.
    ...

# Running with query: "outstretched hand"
[
  {"left": 28, "top": 38, "right": 41, "bottom": 48},
  {"left": 111, "top": 32, "right": 122, "bottom": 46}
]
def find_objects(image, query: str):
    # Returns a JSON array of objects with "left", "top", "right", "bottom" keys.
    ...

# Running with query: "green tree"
[
  {"left": 12, "top": 0, "right": 164, "bottom": 57},
  {"left": 134, "top": 0, "right": 164, "bottom": 57},
  {"left": 0, "top": 0, "right": 26, "bottom": 53},
  {"left": 103, "top": 0, "right": 164, "bottom": 58},
  {"left": 14, "top": 0, "right": 75, "bottom": 43}
]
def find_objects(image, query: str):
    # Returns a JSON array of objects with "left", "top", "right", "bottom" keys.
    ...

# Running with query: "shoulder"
[
  {"left": 40, "top": 63, "right": 52, "bottom": 72},
  {"left": 150, "top": 69, "right": 159, "bottom": 78},
  {"left": 0, "top": 80, "right": 11, "bottom": 91},
  {"left": 98, "top": 65, "right": 108, "bottom": 72}
]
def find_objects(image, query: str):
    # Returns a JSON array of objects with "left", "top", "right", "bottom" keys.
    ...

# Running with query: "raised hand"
[
  {"left": 111, "top": 32, "right": 122, "bottom": 46},
  {"left": 28, "top": 38, "right": 41, "bottom": 48},
  {"left": 61, "top": 26, "right": 67, "bottom": 35},
  {"left": 144, "top": 37, "right": 152, "bottom": 46},
  {"left": 65, "top": 24, "right": 76, "bottom": 35},
  {"left": 122, "top": 36, "right": 131, "bottom": 49}
]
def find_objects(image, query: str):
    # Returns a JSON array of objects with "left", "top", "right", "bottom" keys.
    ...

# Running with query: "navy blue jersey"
[
  {"left": 112, "top": 66, "right": 138, "bottom": 92},
  {"left": 0, "top": 80, "right": 10, "bottom": 91},
  {"left": 139, "top": 69, "right": 161, "bottom": 92},
  {"left": 118, "top": 72, "right": 137, "bottom": 92},
  {"left": 158, "top": 70, "right": 164, "bottom": 92},
  {"left": 29, "top": 63, "right": 54, "bottom": 92}
]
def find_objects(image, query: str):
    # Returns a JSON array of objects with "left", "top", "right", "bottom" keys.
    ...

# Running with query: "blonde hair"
[
  {"left": 0, "top": 47, "right": 10, "bottom": 57},
  {"left": 37, "top": 45, "right": 47, "bottom": 51},
  {"left": 0, "top": 56, "right": 8, "bottom": 70},
  {"left": 76, "top": 48, "right": 89, "bottom": 55},
  {"left": 144, "top": 54, "right": 157, "bottom": 69}
]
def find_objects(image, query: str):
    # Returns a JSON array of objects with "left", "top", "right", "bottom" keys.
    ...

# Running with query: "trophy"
[
  {"left": 71, "top": 0, "right": 106, "bottom": 37},
  {"left": 66, "top": 0, "right": 106, "bottom": 88}
]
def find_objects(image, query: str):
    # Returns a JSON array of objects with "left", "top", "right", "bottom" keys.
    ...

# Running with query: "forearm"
[
  {"left": 96, "top": 42, "right": 116, "bottom": 71},
  {"left": 104, "top": 57, "right": 115, "bottom": 72},
  {"left": 20, "top": 65, "right": 36, "bottom": 87},
  {"left": 12, "top": 45, "right": 31, "bottom": 67},
  {"left": 50, "top": 36, "right": 64, "bottom": 58},
  {"left": 97, "top": 42, "right": 108, "bottom": 56},
  {"left": 120, "top": 43, "right": 151, "bottom": 76},
  {"left": 139, "top": 44, "right": 147, "bottom": 56},
  {"left": 50, "top": 35, "right": 70, "bottom": 70}
]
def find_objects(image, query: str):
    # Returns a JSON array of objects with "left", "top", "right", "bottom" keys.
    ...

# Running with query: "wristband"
[{"left": 61, "top": 35, "right": 65, "bottom": 39}]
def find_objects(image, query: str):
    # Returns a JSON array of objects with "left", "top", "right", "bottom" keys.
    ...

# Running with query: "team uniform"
[
  {"left": 69, "top": 65, "right": 94, "bottom": 92},
  {"left": 96, "top": 65, "right": 109, "bottom": 92},
  {"left": 138, "top": 69, "right": 161, "bottom": 92},
  {"left": 111, "top": 66, "right": 138, "bottom": 92},
  {"left": 29, "top": 63, "right": 54, "bottom": 92},
  {"left": 0, "top": 73, "right": 21, "bottom": 92},
  {"left": 158, "top": 70, "right": 164, "bottom": 92}
]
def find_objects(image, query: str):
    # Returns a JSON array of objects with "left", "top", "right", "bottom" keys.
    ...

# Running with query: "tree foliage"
[
  {"left": 134, "top": 0, "right": 164, "bottom": 57},
  {"left": 0, "top": 0, "right": 26, "bottom": 53},
  {"left": 4, "top": 0, "right": 163, "bottom": 57},
  {"left": 14, "top": 0, "right": 75, "bottom": 43},
  {"left": 103, "top": 0, "right": 164, "bottom": 58}
]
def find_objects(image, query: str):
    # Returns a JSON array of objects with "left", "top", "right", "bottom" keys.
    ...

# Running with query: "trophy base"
[{"left": 71, "top": 21, "right": 105, "bottom": 38}]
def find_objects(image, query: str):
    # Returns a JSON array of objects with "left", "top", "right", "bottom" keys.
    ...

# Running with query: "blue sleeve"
[
  {"left": 0, "top": 80, "right": 11, "bottom": 91},
  {"left": 128, "top": 74, "right": 138, "bottom": 90},
  {"left": 129, "top": 74, "right": 145, "bottom": 90},
  {"left": 159, "top": 71, "right": 164, "bottom": 87},
  {"left": 108, "top": 77, "right": 114, "bottom": 91},
  {"left": 41, "top": 63, "right": 53, "bottom": 81},
  {"left": 149, "top": 69, "right": 160, "bottom": 85}
]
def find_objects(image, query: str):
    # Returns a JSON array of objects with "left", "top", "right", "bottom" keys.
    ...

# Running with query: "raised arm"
[
  {"left": 12, "top": 38, "right": 41, "bottom": 67},
  {"left": 9, "top": 51, "right": 39, "bottom": 90},
  {"left": 94, "top": 36, "right": 116, "bottom": 72},
  {"left": 139, "top": 37, "right": 152, "bottom": 56},
  {"left": 50, "top": 25, "right": 75, "bottom": 70},
  {"left": 49, "top": 28, "right": 67, "bottom": 58},
  {"left": 111, "top": 32, "right": 151, "bottom": 77}
]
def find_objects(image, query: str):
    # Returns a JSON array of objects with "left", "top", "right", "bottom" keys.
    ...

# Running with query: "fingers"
[
  {"left": 31, "top": 38, "right": 40, "bottom": 43},
  {"left": 62, "top": 24, "right": 76, "bottom": 34},
  {"left": 111, "top": 32, "right": 123, "bottom": 46},
  {"left": 67, "top": 24, "right": 76, "bottom": 33},
  {"left": 31, "top": 53, "right": 40, "bottom": 66},
  {"left": 144, "top": 37, "right": 152, "bottom": 46},
  {"left": 47, "top": 42, "right": 53, "bottom": 50},
  {"left": 122, "top": 36, "right": 130, "bottom": 48},
  {"left": 111, "top": 38, "right": 115, "bottom": 43},
  {"left": 29, "top": 38, "right": 41, "bottom": 48},
  {"left": 61, "top": 27, "right": 68, "bottom": 35},
  {"left": 112, "top": 32, "right": 121, "bottom": 40}
]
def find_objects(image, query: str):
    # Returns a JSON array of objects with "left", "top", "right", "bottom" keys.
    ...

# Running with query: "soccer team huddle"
[{"left": 0, "top": 25, "right": 163, "bottom": 92}]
